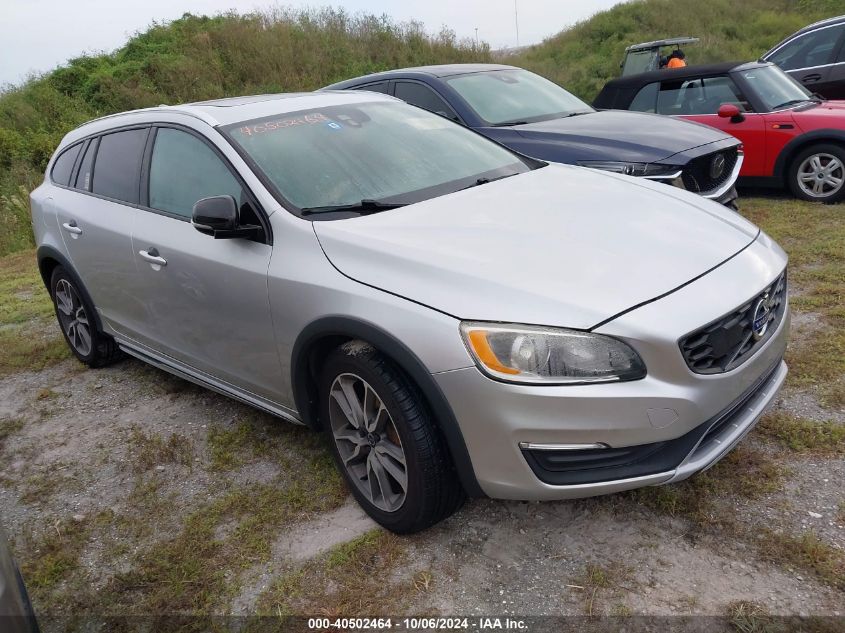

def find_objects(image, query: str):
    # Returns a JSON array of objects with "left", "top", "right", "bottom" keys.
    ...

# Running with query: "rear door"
[
  {"left": 129, "top": 125, "right": 282, "bottom": 400},
  {"left": 765, "top": 23, "right": 845, "bottom": 97},
  {"left": 54, "top": 128, "right": 150, "bottom": 338}
]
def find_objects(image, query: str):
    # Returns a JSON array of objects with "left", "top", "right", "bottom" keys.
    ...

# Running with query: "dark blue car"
[{"left": 324, "top": 64, "right": 742, "bottom": 207}]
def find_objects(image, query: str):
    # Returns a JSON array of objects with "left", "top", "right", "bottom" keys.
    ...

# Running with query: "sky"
[{"left": 0, "top": 0, "right": 624, "bottom": 86}]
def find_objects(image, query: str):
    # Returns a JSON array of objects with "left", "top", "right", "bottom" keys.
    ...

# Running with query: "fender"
[
  {"left": 291, "top": 316, "right": 485, "bottom": 498},
  {"left": 36, "top": 244, "right": 106, "bottom": 333},
  {"left": 773, "top": 129, "right": 845, "bottom": 181}
]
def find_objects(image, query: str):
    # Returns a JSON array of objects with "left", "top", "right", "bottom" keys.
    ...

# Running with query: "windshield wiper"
[
  {"left": 460, "top": 172, "right": 521, "bottom": 191},
  {"left": 772, "top": 98, "right": 814, "bottom": 110},
  {"left": 300, "top": 199, "right": 406, "bottom": 216},
  {"left": 491, "top": 119, "right": 530, "bottom": 127}
]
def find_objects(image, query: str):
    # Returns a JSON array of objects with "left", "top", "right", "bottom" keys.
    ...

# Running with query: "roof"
[
  {"left": 593, "top": 61, "right": 769, "bottom": 110},
  {"left": 602, "top": 61, "right": 764, "bottom": 89},
  {"left": 323, "top": 64, "right": 518, "bottom": 89},
  {"left": 625, "top": 37, "right": 699, "bottom": 52},
  {"left": 61, "top": 91, "right": 396, "bottom": 144}
]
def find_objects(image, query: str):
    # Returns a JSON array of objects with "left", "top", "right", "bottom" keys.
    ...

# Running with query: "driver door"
[
  {"left": 129, "top": 125, "right": 283, "bottom": 401},
  {"left": 664, "top": 76, "right": 768, "bottom": 177}
]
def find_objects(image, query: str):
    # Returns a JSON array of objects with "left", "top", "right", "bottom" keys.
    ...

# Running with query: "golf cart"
[{"left": 621, "top": 37, "right": 699, "bottom": 76}]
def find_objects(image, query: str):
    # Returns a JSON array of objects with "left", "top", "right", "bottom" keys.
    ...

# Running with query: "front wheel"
[
  {"left": 787, "top": 143, "right": 845, "bottom": 203},
  {"left": 319, "top": 342, "right": 465, "bottom": 533}
]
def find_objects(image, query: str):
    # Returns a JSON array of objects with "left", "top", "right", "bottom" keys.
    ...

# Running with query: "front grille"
[
  {"left": 680, "top": 270, "right": 787, "bottom": 374},
  {"left": 681, "top": 147, "right": 739, "bottom": 195}
]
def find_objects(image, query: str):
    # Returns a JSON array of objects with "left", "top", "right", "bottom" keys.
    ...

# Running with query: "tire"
[
  {"left": 319, "top": 341, "right": 465, "bottom": 533},
  {"left": 787, "top": 143, "right": 845, "bottom": 203},
  {"left": 50, "top": 266, "right": 123, "bottom": 367}
]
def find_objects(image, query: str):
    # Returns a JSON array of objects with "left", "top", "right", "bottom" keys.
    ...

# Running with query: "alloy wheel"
[
  {"left": 328, "top": 372, "right": 408, "bottom": 512},
  {"left": 797, "top": 152, "right": 844, "bottom": 198},
  {"left": 55, "top": 279, "right": 93, "bottom": 357}
]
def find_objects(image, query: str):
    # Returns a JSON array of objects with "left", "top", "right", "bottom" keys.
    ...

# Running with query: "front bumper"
[{"left": 434, "top": 238, "right": 789, "bottom": 501}]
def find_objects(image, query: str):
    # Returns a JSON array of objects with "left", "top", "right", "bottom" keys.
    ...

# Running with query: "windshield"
[
  {"left": 738, "top": 65, "right": 814, "bottom": 111},
  {"left": 445, "top": 69, "right": 593, "bottom": 126},
  {"left": 222, "top": 101, "right": 530, "bottom": 215}
]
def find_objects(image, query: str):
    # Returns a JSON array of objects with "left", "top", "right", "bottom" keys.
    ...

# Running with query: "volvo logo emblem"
[
  {"left": 752, "top": 294, "right": 773, "bottom": 340},
  {"left": 709, "top": 154, "right": 727, "bottom": 180}
]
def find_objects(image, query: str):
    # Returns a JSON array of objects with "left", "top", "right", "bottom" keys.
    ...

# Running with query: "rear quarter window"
[{"left": 50, "top": 143, "right": 82, "bottom": 186}]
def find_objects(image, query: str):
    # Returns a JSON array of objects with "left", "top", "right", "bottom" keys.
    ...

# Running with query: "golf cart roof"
[{"left": 625, "top": 37, "right": 699, "bottom": 52}]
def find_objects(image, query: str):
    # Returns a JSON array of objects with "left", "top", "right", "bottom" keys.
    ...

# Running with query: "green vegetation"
[
  {"left": 514, "top": 0, "right": 839, "bottom": 101},
  {"left": 742, "top": 198, "right": 845, "bottom": 407},
  {"left": 126, "top": 427, "right": 195, "bottom": 473},
  {"left": 758, "top": 412, "right": 845, "bottom": 455},
  {"left": 0, "top": 249, "right": 68, "bottom": 375},
  {"left": 258, "top": 529, "right": 409, "bottom": 616},
  {"left": 0, "top": 8, "right": 488, "bottom": 256}
]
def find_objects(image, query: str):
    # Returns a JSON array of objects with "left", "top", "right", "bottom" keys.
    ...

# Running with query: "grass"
[
  {"left": 742, "top": 198, "right": 845, "bottom": 408},
  {"left": 727, "top": 601, "right": 776, "bottom": 633},
  {"left": 0, "top": 250, "right": 67, "bottom": 373},
  {"left": 574, "top": 562, "right": 634, "bottom": 616},
  {"left": 761, "top": 530, "right": 845, "bottom": 591},
  {"left": 0, "top": 417, "right": 24, "bottom": 449},
  {"left": 757, "top": 412, "right": 845, "bottom": 456},
  {"left": 257, "top": 529, "right": 409, "bottom": 617},
  {"left": 126, "top": 427, "right": 194, "bottom": 473},
  {"left": 0, "top": 249, "right": 69, "bottom": 376},
  {"left": 20, "top": 517, "right": 91, "bottom": 590}
]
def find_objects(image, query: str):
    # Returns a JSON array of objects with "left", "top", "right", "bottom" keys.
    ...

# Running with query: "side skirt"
[{"left": 116, "top": 337, "right": 304, "bottom": 426}]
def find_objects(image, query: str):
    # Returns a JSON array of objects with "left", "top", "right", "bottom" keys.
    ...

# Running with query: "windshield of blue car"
[
  {"left": 738, "top": 65, "right": 815, "bottom": 111},
  {"left": 221, "top": 101, "right": 532, "bottom": 215},
  {"left": 445, "top": 69, "right": 594, "bottom": 126}
]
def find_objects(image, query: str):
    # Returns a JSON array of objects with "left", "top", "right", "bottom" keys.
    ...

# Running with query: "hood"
[
  {"left": 793, "top": 100, "right": 845, "bottom": 130},
  {"left": 314, "top": 165, "right": 760, "bottom": 329},
  {"left": 508, "top": 110, "right": 734, "bottom": 163}
]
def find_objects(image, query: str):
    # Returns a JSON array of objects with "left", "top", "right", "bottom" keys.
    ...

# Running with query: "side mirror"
[
  {"left": 717, "top": 103, "right": 744, "bottom": 123},
  {"left": 192, "top": 195, "right": 260, "bottom": 240}
]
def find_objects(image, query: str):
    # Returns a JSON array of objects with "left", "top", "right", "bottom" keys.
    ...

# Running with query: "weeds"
[
  {"left": 757, "top": 412, "right": 845, "bottom": 455},
  {"left": 126, "top": 427, "right": 194, "bottom": 473}
]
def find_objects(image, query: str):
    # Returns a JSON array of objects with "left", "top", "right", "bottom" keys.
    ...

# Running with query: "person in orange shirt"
[{"left": 666, "top": 50, "right": 687, "bottom": 68}]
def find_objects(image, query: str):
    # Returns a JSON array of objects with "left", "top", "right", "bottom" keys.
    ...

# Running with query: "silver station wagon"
[{"left": 31, "top": 91, "right": 789, "bottom": 533}]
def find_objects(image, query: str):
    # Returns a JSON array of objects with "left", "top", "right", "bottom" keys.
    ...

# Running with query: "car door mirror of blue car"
[{"left": 192, "top": 195, "right": 261, "bottom": 239}]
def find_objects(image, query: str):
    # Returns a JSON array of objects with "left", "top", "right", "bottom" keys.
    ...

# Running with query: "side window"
[
  {"left": 768, "top": 26, "right": 843, "bottom": 71},
  {"left": 92, "top": 128, "right": 149, "bottom": 204},
  {"left": 675, "top": 76, "right": 754, "bottom": 115},
  {"left": 148, "top": 127, "right": 244, "bottom": 220},
  {"left": 394, "top": 82, "right": 460, "bottom": 122},
  {"left": 357, "top": 81, "right": 389, "bottom": 94},
  {"left": 655, "top": 80, "right": 687, "bottom": 115},
  {"left": 74, "top": 139, "right": 97, "bottom": 191},
  {"left": 629, "top": 82, "right": 659, "bottom": 112},
  {"left": 50, "top": 143, "right": 82, "bottom": 186}
]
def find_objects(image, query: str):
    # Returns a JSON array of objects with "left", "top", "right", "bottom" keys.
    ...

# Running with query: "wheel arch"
[
  {"left": 773, "top": 129, "right": 845, "bottom": 182},
  {"left": 36, "top": 244, "right": 105, "bottom": 332},
  {"left": 291, "top": 316, "right": 485, "bottom": 497}
]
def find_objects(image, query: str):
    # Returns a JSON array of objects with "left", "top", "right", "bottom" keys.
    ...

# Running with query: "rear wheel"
[
  {"left": 50, "top": 266, "right": 122, "bottom": 367},
  {"left": 319, "top": 342, "right": 465, "bottom": 533},
  {"left": 787, "top": 143, "right": 845, "bottom": 203}
]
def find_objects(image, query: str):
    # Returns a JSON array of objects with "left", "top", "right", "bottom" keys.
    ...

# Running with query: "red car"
[{"left": 595, "top": 61, "right": 845, "bottom": 203}]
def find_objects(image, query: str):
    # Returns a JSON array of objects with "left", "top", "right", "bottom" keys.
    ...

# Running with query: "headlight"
[
  {"left": 460, "top": 322, "right": 646, "bottom": 385},
  {"left": 577, "top": 161, "right": 682, "bottom": 179}
]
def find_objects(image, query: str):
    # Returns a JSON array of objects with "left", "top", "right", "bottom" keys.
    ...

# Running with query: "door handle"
[
  {"left": 139, "top": 247, "right": 167, "bottom": 267},
  {"left": 62, "top": 221, "right": 82, "bottom": 235},
  {"left": 802, "top": 73, "right": 822, "bottom": 83}
]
